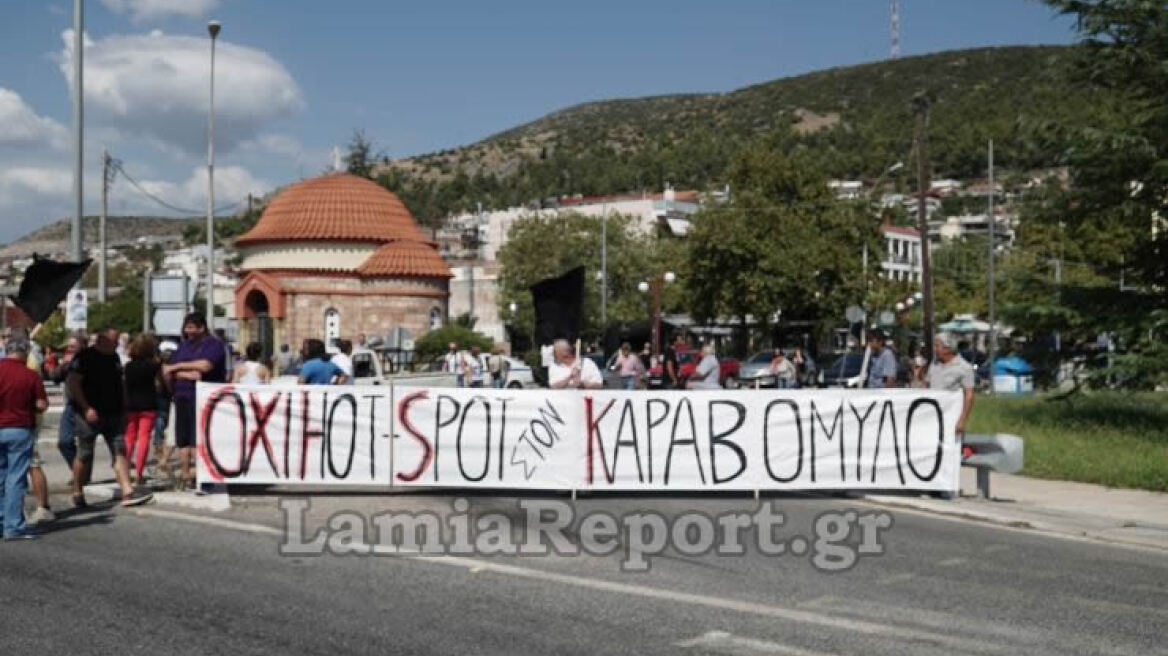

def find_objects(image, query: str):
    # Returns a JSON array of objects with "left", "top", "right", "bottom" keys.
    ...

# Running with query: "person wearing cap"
[
  {"left": 0, "top": 333, "right": 48, "bottom": 539},
  {"left": 163, "top": 312, "right": 227, "bottom": 490},
  {"left": 928, "top": 332, "right": 977, "bottom": 436}
]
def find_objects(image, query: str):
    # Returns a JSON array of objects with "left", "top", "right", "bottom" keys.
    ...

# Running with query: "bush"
[{"left": 414, "top": 324, "right": 494, "bottom": 363}]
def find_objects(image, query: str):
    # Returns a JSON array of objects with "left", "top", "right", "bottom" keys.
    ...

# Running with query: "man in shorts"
[
  {"left": 163, "top": 312, "right": 226, "bottom": 489},
  {"left": 67, "top": 326, "right": 152, "bottom": 508}
]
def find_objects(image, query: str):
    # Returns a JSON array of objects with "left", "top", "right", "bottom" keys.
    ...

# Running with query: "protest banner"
[
  {"left": 198, "top": 384, "right": 962, "bottom": 493},
  {"left": 197, "top": 384, "right": 393, "bottom": 486}
]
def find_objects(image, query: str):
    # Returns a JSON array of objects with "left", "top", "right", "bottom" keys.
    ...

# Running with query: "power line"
[{"left": 113, "top": 162, "right": 241, "bottom": 215}]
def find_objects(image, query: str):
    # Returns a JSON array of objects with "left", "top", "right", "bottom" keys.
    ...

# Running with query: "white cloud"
[
  {"left": 100, "top": 0, "right": 221, "bottom": 23},
  {"left": 239, "top": 133, "right": 303, "bottom": 158},
  {"left": 58, "top": 29, "right": 303, "bottom": 155},
  {"left": 0, "top": 89, "right": 69, "bottom": 150},
  {"left": 0, "top": 167, "right": 72, "bottom": 203}
]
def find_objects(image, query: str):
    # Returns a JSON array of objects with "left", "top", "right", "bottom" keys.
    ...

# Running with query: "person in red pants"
[{"left": 123, "top": 335, "right": 165, "bottom": 486}]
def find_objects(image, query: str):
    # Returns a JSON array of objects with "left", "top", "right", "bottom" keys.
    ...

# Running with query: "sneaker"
[
  {"left": 31, "top": 506, "right": 56, "bottom": 525},
  {"left": 71, "top": 493, "right": 88, "bottom": 509},
  {"left": 120, "top": 489, "right": 154, "bottom": 507},
  {"left": 3, "top": 530, "right": 39, "bottom": 541}
]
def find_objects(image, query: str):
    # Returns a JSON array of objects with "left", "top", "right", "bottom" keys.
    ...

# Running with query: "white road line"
[
  {"left": 132, "top": 507, "right": 1009, "bottom": 654},
  {"left": 938, "top": 557, "right": 968, "bottom": 566},
  {"left": 676, "top": 630, "right": 839, "bottom": 655}
]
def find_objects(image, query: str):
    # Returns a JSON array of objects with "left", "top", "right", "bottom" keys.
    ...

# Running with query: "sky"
[{"left": 0, "top": 0, "right": 1077, "bottom": 243}]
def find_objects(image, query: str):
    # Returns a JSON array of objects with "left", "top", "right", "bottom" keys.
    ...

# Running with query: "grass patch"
[{"left": 967, "top": 392, "right": 1168, "bottom": 492}]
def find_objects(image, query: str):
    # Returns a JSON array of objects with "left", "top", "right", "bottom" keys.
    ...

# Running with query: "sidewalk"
[{"left": 866, "top": 467, "right": 1168, "bottom": 551}]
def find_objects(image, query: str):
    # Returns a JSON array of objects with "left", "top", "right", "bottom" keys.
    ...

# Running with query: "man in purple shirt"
[{"left": 162, "top": 312, "right": 226, "bottom": 490}]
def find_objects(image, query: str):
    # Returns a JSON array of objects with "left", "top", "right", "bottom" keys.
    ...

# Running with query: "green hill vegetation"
[{"left": 370, "top": 45, "right": 1114, "bottom": 225}]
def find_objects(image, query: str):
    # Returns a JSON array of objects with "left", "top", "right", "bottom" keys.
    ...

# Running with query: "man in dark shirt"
[
  {"left": 67, "top": 326, "right": 152, "bottom": 508},
  {"left": 163, "top": 312, "right": 226, "bottom": 489},
  {"left": 663, "top": 334, "right": 686, "bottom": 389}
]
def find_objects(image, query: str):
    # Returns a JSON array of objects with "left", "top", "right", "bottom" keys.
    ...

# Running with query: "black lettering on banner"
[
  {"left": 326, "top": 394, "right": 358, "bottom": 479},
  {"left": 456, "top": 395, "right": 491, "bottom": 482},
  {"left": 584, "top": 397, "right": 617, "bottom": 485},
  {"left": 849, "top": 401, "right": 878, "bottom": 483},
  {"left": 665, "top": 397, "right": 705, "bottom": 485},
  {"left": 645, "top": 398, "right": 671, "bottom": 484},
  {"left": 708, "top": 400, "right": 746, "bottom": 485},
  {"left": 763, "top": 399, "right": 803, "bottom": 483},
  {"left": 611, "top": 400, "right": 644, "bottom": 484},
  {"left": 496, "top": 397, "right": 510, "bottom": 481},
  {"left": 905, "top": 398, "right": 945, "bottom": 482},
  {"left": 809, "top": 400, "right": 846, "bottom": 483},
  {"left": 204, "top": 387, "right": 246, "bottom": 478},
  {"left": 363, "top": 395, "right": 380, "bottom": 479},
  {"left": 283, "top": 392, "right": 293, "bottom": 478},
  {"left": 244, "top": 392, "right": 280, "bottom": 476},
  {"left": 537, "top": 400, "right": 566, "bottom": 436},
  {"left": 434, "top": 395, "right": 461, "bottom": 483},
  {"left": 870, "top": 401, "right": 906, "bottom": 485}
]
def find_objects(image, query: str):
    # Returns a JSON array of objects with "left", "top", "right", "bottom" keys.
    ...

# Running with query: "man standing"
[
  {"left": 332, "top": 339, "right": 354, "bottom": 381},
  {"left": 274, "top": 343, "right": 296, "bottom": 376},
  {"left": 687, "top": 344, "right": 722, "bottom": 390},
  {"left": 548, "top": 339, "right": 603, "bottom": 389},
  {"left": 68, "top": 327, "right": 153, "bottom": 507},
  {"left": 49, "top": 332, "right": 84, "bottom": 469},
  {"left": 663, "top": 334, "right": 686, "bottom": 389},
  {"left": 297, "top": 339, "right": 348, "bottom": 385},
  {"left": 865, "top": 329, "right": 899, "bottom": 389},
  {"left": 0, "top": 334, "right": 48, "bottom": 539},
  {"left": 443, "top": 342, "right": 464, "bottom": 387},
  {"left": 464, "top": 345, "right": 486, "bottom": 388},
  {"left": 163, "top": 312, "right": 227, "bottom": 491},
  {"left": 928, "top": 332, "right": 977, "bottom": 436}
]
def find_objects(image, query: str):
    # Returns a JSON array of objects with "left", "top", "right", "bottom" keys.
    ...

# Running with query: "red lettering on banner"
[{"left": 396, "top": 390, "right": 433, "bottom": 482}]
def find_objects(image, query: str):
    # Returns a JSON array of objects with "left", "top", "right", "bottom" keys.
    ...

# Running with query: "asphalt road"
[{"left": 2, "top": 491, "right": 1167, "bottom": 655}]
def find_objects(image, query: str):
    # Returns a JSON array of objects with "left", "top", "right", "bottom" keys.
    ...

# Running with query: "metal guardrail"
[{"left": 961, "top": 433, "right": 1024, "bottom": 499}]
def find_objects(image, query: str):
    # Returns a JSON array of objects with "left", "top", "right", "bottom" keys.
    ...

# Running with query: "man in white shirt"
[
  {"left": 927, "top": 332, "right": 977, "bottom": 436},
  {"left": 443, "top": 342, "right": 464, "bottom": 387},
  {"left": 548, "top": 339, "right": 603, "bottom": 389},
  {"left": 331, "top": 339, "right": 354, "bottom": 381},
  {"left": 687, "top": 344, "right": 722, "bottom": 390}
]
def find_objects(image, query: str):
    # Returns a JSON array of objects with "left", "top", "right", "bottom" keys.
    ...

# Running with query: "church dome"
[{"left": 235, "top": 172, "right": 430, "bottom": 246}]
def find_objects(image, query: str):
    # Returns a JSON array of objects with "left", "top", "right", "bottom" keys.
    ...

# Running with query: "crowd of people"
[{"left": 0, "top": 311, "right": 232, "bottom": 540}]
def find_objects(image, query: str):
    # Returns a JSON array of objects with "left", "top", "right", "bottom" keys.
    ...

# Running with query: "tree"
[
  {"left": 88, "top": 280, "right": 144, "bottom": 334},
  {"left": 345, "top": 129, "right": 381, "bottom": 179},
  {"left": 414, "top": 323, "right": 493, "bottom": 362},
  {"left": 33, "top": 311, "right": 67, "bottom": 350},
  {"left": 685, "top": 144, "right": 871, "bottom": 349},
  {"left": 496, "top": 211, "right": 667, "bottom": 346}
]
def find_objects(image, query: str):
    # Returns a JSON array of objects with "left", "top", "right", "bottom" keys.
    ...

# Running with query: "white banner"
[
  {"left": 197, "top": 384, "right": 393, "bottom": 486},
  {"left": 198, "top": 384, "right": 962, "bottom": 492}
]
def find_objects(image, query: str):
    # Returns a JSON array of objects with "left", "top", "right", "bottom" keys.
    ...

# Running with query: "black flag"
[
  {"left": 530, "top": 266, "right": 585, "bottom": 347},
  {"left": 9, "top": 255, "right": 92, "bottom": 324}
]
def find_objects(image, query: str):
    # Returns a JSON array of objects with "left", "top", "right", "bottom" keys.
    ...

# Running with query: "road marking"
[
  {"left": 676, "top": 631, "right": 838, "bottom": 655},
  {"left": 938, "top": 557, "right": 968, "bottom": 566},
  {"left": 875, "top": 572, "right": 916, "bottom": 585},
  {"left": 131, "top": 508, "right": 1006, "bottom": 653}
]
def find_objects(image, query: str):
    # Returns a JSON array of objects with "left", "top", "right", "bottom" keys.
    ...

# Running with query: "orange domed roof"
[
  {"left": 235, "top": 172, "right": 430, "bottom": 246},
  {"left": 357, "top": 240, "right": 452, "bottom": 278}
]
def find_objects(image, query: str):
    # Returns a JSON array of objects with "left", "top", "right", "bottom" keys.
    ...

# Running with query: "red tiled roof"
[
  {"left": 883, "top": 225, "right": 921, "bottom": 237},
  {"left": 235, "top": 172, "right": 430, "bottom": 246},
  {"left": 357, "top": 240, "right": 452, "bottom": 279}
]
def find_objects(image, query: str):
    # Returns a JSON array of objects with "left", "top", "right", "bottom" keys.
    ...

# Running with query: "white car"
[{"left": 500, "top": 356, "right": 536, "bottom": 388}]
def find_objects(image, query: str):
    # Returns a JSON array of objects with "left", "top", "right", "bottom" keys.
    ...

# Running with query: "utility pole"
[
  {"left": 913, "top": 93, "right": 935, "bottom": 362},
  {"left": 71, "top": 0, "right": 84, "bottom": 263},
  {"left": 600, "top": 201, "right": 607, "bottom": 337},
  {"left": 205, "top": 19, "right": 221, "bottom": 324},
  {"left": 99, "top": 150, "right": 114, "bottom": 303},
  {"left": 986, "top": 139, "right": 996, "bottom": 387}
]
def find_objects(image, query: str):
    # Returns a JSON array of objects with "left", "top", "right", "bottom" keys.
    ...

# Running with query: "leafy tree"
[
  {"left": 33, "top": 311, "right": 67, "bottom": 350},
  {"left": 685, "top": 144, "right": 871, "bottom": 350},
  {"left": 414, "top": 323, "right": 493, "bottom": 362},
  {"left": 88, "top": 280, "right": 144, "bottom": 334},
  {"left": 345, "top": 129, "right": 381, "bottom": 179}
]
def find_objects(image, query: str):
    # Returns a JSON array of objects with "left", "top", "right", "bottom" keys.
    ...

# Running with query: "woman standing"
[
  {"left": 614, "top": 342, "right": 644, "bottom": 390},
  {"left": 123, "top": 335, "right": 165, "bottom": 486},
  {"left": 231, "top": 342, "right": 271, "bottom": 385}
]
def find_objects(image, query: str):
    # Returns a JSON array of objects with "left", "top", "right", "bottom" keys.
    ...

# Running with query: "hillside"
[
  {"left": 0, "top": 215, "right": 198, "bottom": 259},
  {"left": 376, "top": 45, "right": 1110, "bottom": 224}
]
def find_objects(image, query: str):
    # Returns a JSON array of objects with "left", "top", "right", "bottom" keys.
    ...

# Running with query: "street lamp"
[
  {"left": 639, "top": 271, "right": 675, "bottom": 357},
  {"left": 862, "top": 161, "right": 905, "bottom": 302},
  {"left": 205, "top": 19, "right": 221, "bottom": 324}
]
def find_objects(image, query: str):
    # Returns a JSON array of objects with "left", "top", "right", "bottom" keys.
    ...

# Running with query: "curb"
[
  {"left": 81, "top": 482, "right": 231, "bottom": 512},
  {"left": 862, "top": 494, "right": 1168, "bottom": 553}
]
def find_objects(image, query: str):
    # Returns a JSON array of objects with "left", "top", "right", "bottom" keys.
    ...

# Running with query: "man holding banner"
[{"left": 548, "top": 339, "right": 602, "bottom": 389}]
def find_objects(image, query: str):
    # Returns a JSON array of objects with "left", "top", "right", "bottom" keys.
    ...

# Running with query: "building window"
[
  {"left": 324, "top": 308, "right": 341, "bottom": 345},
  {"left": 429, "top": 307, "right": 443, "bottom": 330}
]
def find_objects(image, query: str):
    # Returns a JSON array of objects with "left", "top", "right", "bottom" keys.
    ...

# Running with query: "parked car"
[
  {"left": 738, "top": 350, "right": 780, "bottom": 388},
  {"left": 501, "top": 356, "right": 537, "bottom": 388},
  {"left": 818, "top": 352, "right": 867, "bottom": 388}
]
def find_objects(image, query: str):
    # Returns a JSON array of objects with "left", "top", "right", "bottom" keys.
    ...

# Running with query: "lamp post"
[
  {"left": 638, "top": 271, "right": 675, "bottom": 357},
  {"left": 862, "top": 161, "right": 905, "bottom": 308},
  {"left": 205, "top": 19, "right": 221, "bottom": 324}
]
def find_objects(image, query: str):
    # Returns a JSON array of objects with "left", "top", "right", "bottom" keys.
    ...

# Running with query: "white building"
[
  {"left": 828, "top": 180, "right": 864, "bottom": 200},
  {"left": 160, "top": 245, "right": 238, "bottom": 324},
  {"left": 929, "top": 212, "right": 1016, "bottom": 246},
  {"left": 881, "top": 224, "right": 923, "bottom": 283}
]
